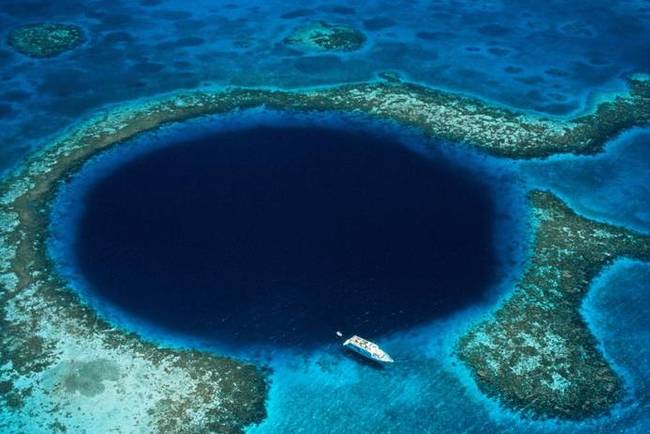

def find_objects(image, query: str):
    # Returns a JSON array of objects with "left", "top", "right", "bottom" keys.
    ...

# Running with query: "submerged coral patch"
[
  {"left": 7, "top": 23, "right": 84, "bottom": 58},
  {"left": 283, "top": 21, "right": 366, "bottom": 52},
  {"left": 458, "top": 191, "right": 650, "bottom": 419},
  {"left": 57, "top": 359, "right": 120, "bottom": 397}
]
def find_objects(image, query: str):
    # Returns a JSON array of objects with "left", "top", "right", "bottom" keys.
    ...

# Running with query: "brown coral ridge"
[
  {"left": 207, "top": 75, "right": 650, "bottom": 160},
  {"left": 200, "top": 75, "right": 649, "bottom": 160},
  {"left": 284, "top": 75, "right": 650, "bottom": 159},
  {"left": 458, "top": 191, "right": 650, "bottom": 420},
  {"left": 561, "top": 75, "right": 650, "bottom": 157}
]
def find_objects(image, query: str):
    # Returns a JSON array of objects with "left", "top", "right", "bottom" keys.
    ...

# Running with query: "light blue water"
[
  {"left": 583, "top": 260, "right": 650, "bottom": 433},
  {"left": 522, "top": 129, "right": 650, "bottom": 234}
]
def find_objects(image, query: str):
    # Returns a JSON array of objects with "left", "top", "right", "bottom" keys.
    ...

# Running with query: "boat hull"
[{"left": 343, "top": 335, "right": 394, "bottom": 363}]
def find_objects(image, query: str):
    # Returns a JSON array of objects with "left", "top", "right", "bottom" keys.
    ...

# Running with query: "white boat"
[{"left": 342, "top": 334, "right": 394, "bottom": 363}]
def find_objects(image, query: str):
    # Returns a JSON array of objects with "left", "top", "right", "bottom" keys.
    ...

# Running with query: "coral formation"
[
  {"left": 284, "top": 21, "right": 366, "bottom": 52},
  {"left": 7, "top": 23, "right": 84, "bottom": 58},
  {"left": 458, "top": 191, "right": 650, "bottom": 419}
]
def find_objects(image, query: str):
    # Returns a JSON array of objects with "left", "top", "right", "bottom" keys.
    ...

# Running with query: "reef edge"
[{"left": 457, "top": 191, "right": 650, "bottom": 420}]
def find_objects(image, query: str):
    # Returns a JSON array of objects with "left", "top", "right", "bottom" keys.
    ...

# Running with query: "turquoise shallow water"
[
  {"left": 3, "top": 0, "right": 650, "bottom": 431},
  {"left": 522, "top": 129, "right": 650, "bottom": 234},
  {"left": 583, "top": 260, "right": 650, "bottom": 432}
]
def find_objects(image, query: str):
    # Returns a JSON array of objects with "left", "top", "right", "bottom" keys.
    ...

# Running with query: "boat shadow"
[{"left": 339, "top": 348, "right": 387, "bottom": 371}]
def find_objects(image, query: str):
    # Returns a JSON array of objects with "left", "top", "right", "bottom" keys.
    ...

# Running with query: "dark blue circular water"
[{"left": 74, "top": 125, "right": 498, "bottom": 347}]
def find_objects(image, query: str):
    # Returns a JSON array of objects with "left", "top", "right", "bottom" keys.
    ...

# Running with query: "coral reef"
[
  {"left": 1, "top": 73, "right": 649, "bottom": 430},
  {"left": 291, "top": 75, "right": 649, "bottom": 159},
  {"left": 458, "top": 191, "right": 650, "bottom": 419},
  {"left": 283, "top": 21, "right": 366, "bottom": 52},
  {"left": 0, "top": 107, "right": 269, "bottom": 433},
  {"left": 7, "top": 23, "right": 84, "bottom": 58}
]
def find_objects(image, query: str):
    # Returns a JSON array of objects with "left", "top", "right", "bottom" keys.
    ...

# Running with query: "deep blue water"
[{"left": 70, "top": 124, "right": 497, "bottom": 347}]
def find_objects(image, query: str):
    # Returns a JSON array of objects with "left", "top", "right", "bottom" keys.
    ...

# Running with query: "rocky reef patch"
[
  {"left": 0, "top": 192, "right": 267, "bottom": 433},
  {"left": 283, "top": 21, "right": 366, "bottom": 52},
  {"left": 458, "top": 191, "right": 650, "bottom": 419},
  {"left": 7, "top": 23, "right": 84, "bottom": 58},
  {"left": 1, "top": 74, "right": 649, "bottom": 431}
]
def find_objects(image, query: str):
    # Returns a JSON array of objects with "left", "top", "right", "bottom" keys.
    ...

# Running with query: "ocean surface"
[
  {"left": 2, "top": 0, "right": 650, "bottom": 175},
  {"left": 3, "top": 0, "right": 650, "bottom": 432}
]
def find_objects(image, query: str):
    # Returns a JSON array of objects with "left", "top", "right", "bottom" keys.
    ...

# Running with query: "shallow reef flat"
[
  {"left": 298, "top": 74, "right": 650, "bottom": 159},
  {"left": 0, "top": 194, "right": 267, "bottom": 431},
  {"left": 283, "top": 21, "right": 366, "bottom": 52},
  {"left": 1, "top": 75, "right": 650, "bottom": 431},
  {"left": 7, "top": 23, "right": 84, "bottom": 58},
  {"left": 458, "top": 191, "right": 650, "bottom": 419}
]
